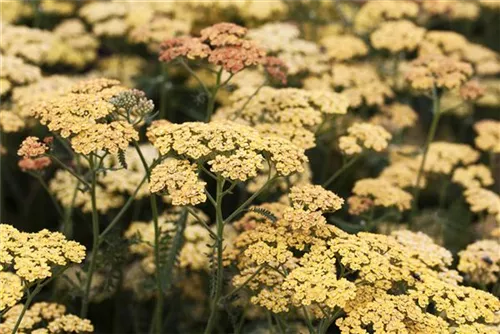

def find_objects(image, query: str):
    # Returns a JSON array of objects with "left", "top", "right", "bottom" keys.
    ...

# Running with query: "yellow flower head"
[
  {"left": 0, "top": 224, "right": 85, "bottom": 282},
  {"left": 0, "top": 272, "right": 23, "bottom": 311},
  {"left": 370, "top": 103, "right": 418, "bottom": 133},
  {"left": 458, "top": 239, "right": 500, "bottom": 285},
  {"left": 354, "top": 0, "right": 419, "bottom": 34},
  {"left": 352, "top": 178, "right": 413, "bottom": 211},
  {"left": 289, "top": 185, "right": 344, "bottom": 213},
  {"left": 339, "top": 123, "right": 392, "bottom": 155},
  {"left": 464, "top": 188, "right": 500, "bottom": 222},
  {"left": 0, "top": 302, "right": 93, "bottom": 333},
  {"left": 452, "top": 164, "right": 494, "bottom": 189},
  {"left": 371, "top": 20, "right": 426, "bottom": 54},
  {"left": 474, "top": 120, "right": 500, "bottom": 153},
  {"left": 147, "top": 120, "right": 307, "bottom": 182},
  {"left": 406, "top": 55, "right": 474, "bottom": 91},
  {"left": 320, "top": 34, "right": 368, "bottom": 62}
]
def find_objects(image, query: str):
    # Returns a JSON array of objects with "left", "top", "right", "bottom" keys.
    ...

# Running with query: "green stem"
[
  {"left": 322, "top": 155, "right": 361, "bottom": 188},
  {"left": 302, "top": 306, "right": 315, "bottom": 334},
  {"left": 224, "top": 175, "right": 277, "bottom": 224},
  {"left": 12, "top": 266, "right": 68, "bottom": 334},
  {"left": 204, "top": 176, "right": 225, "bottom": 334},
  {"left": 150, "top": 194, "right": 163, "bottom": 334},
  {"left": 32, "top": 173, "right": 63, "bottom": 218},
  {"left": 230, "top": 80, "right": 268, "bottom": 121},
  {"left": 80, "top": 156, "right": 100, "bottom": 318},
  {"left": 61, "top": 180, "right": 79, "bottom": 238},
  {"left": 222, "top": 265, "right": 266, "bottom": 301},
  {"left": 48, "top": 154, "right": 90, "bottom": 190},
  {"left": 186, "top": 206, "right": 217, "bottom": 239},
  {"left": 205, "top": 69, "right": 223, "bottom": 122},
  {"left": 411, "top": 86, "right": 441, "bottom": 223}
]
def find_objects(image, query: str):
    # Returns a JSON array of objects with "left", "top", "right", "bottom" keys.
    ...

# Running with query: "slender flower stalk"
[
  {"left": 411, "top": 85, "right": 441, "bottom": 221},
  {"left": 80, "top": 155, "right": 100, "bottom": 318},
  {"left": 323, "top": 155, "right": 361, "bottom": 188}
]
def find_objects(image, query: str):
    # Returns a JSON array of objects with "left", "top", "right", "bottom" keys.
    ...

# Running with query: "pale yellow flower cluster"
[
  {"left": 477, "top": 79, "right": 500, "bottom": 107},
  {"left": 0, "top": 224, "right": 85, "bottom": 282},
  {"left": 0, "top": 55, "right": 41, "bottom": 96},
  {"left": 474, "top": 120, "right": 500, "bottom": 153},
  {"left": 80, "top": 1, "right": 193, "bottom": 42},
  {"left": 406, "top": 55, "right": 474, "bottom": 91},
  {"left": 320, "top": 34, "right": 368, "bottom": 62},
  {"left": 304, "top": 63, "right": 394, "bottom": 108},
  {"left": 0, "top": 272, "right": 23, "bottom": 311},
  {"left": 247, "top": 23, "right": 328, "bottom": 75},
  {"left": 370, "top": 103, "right": 418, "bottom": 133},
  {"left": 0, "top": 1, "right": 33, "bottom": 24},
  {"left": 339, "top": 123, "right": 392, "bottom": 156},
  {"left": 0, "top": 110, "right": 25, "bottom": 133},
  {"left": 228, "top": 194, "right": 500, "bottom": 331},
  {"left": 452, "top": 164, "right": 494, "bottom": 189},
  {"left": 0, "top": 302, "right": 93, "bottom": 333},
  {"left": 39, "top": 0, "right": 76, "bottom": 16},
  {"left": 458, "top": 239, "right": 500, "bottom": 285},
  {"left": 52, "top": 19, "right": 99, "bottom": 69},
  {"left": 289, "top": 185, "right": 344, "bottom": 213},
  {"left": 147, "top": 120, "right": 307, "bottom": 188},
  {"left": 216, "top": 87, "right": 349, "bottom": 149},
  {"left": 49, "top": 170, "right": 124, "bottom": 213},
  {"left": 419, "top": 31, "right": 500, "bottom": 76},
  {"left": 31, "top": 78, "right": 143, "bottom": 155},
  {"left": 464, "top": 188, "right": 500, "bottom": 223},
  {"left": 371, "top": 20, "right": 426, "bottom": 54},
  {"left": 354, "top": 0, "right": 419, "bottom": 34},
  {"left": 11, "top": 75, "right": 76, "bottom": 120},
  {"left": 1, "top": 24, "right": 95, "bottom": 69},
  {"left": 421, "top": 0, "right": 480, "bottom": 21},
  {"left": 422, "top": 142, "right": 480, "bottom": 175},
  {"left": 149, "top": 159, "right": 207, "bottom": 206},
  {"left": 246, "top": 163, "right": 312, "bottom": 195},
  {"left": 351, "top": 178, "right": 413, "bottom": 212},
  {"left": 96, "top": 55, "right": 147, "bottom": 87}
]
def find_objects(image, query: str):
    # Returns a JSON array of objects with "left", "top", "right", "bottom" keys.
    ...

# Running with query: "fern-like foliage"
[
  {"left": 246, "top": 207, "right": 278, "bottom": 223},
  {"left": 118, "top": 149, "right": 128, "bottom": 169}
]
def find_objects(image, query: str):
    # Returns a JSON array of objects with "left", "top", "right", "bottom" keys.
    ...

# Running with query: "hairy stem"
[{"left": 205, "top": 69, "right": 223, "bottom": 122}]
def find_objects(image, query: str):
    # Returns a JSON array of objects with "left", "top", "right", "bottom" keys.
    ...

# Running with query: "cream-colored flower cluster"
[
  {"left": 339, "top": 123, "right": 392, "bottom": 156},
  {"left": 31, "top": 78, "right": 150, "bottom": 155},
  {"left": 370, "top": 102, "right": 418, "bottom": 133},
  {"left": 304, "top": 63, "right": 394, "bottom": 108},
  {"left": 464, "top": 188, "right": 500, "bottom": 223},
  {"left": 419, "top": 31, "right": 500, "bottom": 76},
  {"left": 216, "top": 87, "right": 349, "bottom": 149},
  {"left": 354, "top": 0, "right": 419, "bottom": 34},
  {"left": 1, "top": 24, "right": 96, "bottom": 69},
  {"left": 247, "top": 22, "right": 328, "bottom": 75},
  {"left": 406, "top": 55, "right": 474, "bottom": 91},
  {"left": 350, "top": 178, "right": 413, "bottom": 212},
  {"left": 474, "top": 120, "right": 500, "bottom": 153},
  {"left": 371, "top": 20, "right": 426, "bottom": 54},
  {"left": 0, "top": 224, "right": 85, "bottom": 282},
  {"left": 0, "top": 55, "right": 41, "bottom": 96},
  {"left": 0, "top": 272, "right": 23, "bottom": 311},
  {"left": 320, "top": 34, "right": 368, "bottom": 62},
  {"left": 147, "top": 120, "right": 307, "bottom": 203},
  {"left": 0, "top": 302, "right": 93, "bottom": 333},
  {"left": 452, "top": 164, "right": 494, "bottom": 189},
  {"left": 458, "top": 239, "right": 500, "bottom": 285},
  {"left": 421, "top": 0, "right": 480, "bottom": 21}
]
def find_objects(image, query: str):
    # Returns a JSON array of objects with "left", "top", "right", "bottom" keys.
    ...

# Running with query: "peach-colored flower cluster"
[
  {"left": 17, "top": 136, "right": 52, "bottom": 172},
  {"left": 160, "top": 22, "right": 285, "bottom": 79}
]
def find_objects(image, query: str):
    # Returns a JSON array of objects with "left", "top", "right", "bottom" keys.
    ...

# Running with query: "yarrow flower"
[
  {"left": 0, "top": 224, "right": 86, "bottom": 282},
  {"left": 159, "top": 22, "right": 282, "bottom": 77},
  {"left": 216, "top": 87, "right": 349, "bottom": 149},
  {"left": 458, "top": 239, "right": 500, "bottom": 285},
  {"left": 452, "top": 164, "right": 494, "bottom": 189},
  {"left": 339, "top": 123, "right": 392, "bottom": 155},
  {"left": 405, "top": 55, "right": 474, "bottom": 91},
  {"left": 30, "top": 78, "right": 152, "bottom": 155},
  {"left": 370, "top": 20, "right": 426, "bottom": 54},
  {"left": 464, "top": 187, "right": 500, "bottom": 222},
  {"left": 370, "top": 103, "right": 418, "bottom": 133},
  {"left": 351, "top": 178, "right": 413, "bottom": 212},
  {"left": 147, "top": 120, "right": 307, "bottom": 204},
  {"left": 0, "top": 272, "right": 23, "bottom": 311},
  {"left": 474, "top": 120, "right": 500, "bottom": 153},
  {"left": 0, "top": 302, "right": 93, "bottom": 333}
]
